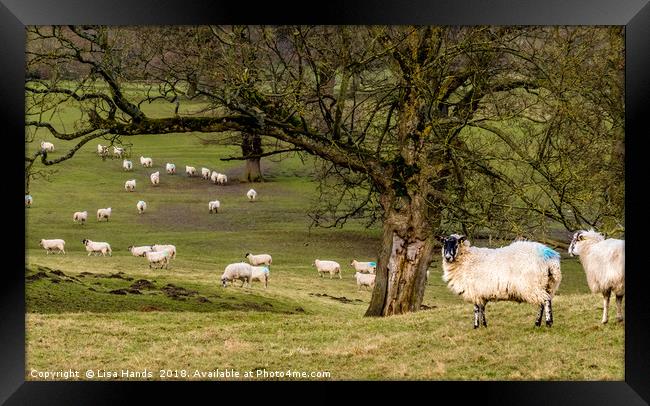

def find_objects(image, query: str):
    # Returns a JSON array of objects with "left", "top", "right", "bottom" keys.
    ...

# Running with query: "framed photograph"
[{"left": 3, "top": 0, "right": 649, "bottom": 403}]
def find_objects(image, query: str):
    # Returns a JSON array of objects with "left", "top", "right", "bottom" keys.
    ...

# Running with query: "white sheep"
[
  {"left": 140, "top": 156, "right": 153, "bottom": 167},
  {"left": 145, "top": 249, "right": 171, "bottom": 269},
  {"left": 128, "top": 245, "right": 153, "bottom": 257},
  {"left": 152, "top": 244, "right": 176, "bottom": 259},
  {"left": 208, "top": 200, "right": 220, "bottom": 214},
  {"left": 216, "top": 173, "right": 228, "bottom": 185},
  {"left": 440, "top": 234, "right": 562, "bottom": 329},
  {"left": 201, "top": 167, "right": 211, "bottom": 179},
  {"left": 40, "top": 141, "right": 54, "bottom": 152},
  {"left": 122, "top": 159, "right": 133, "bottom": 171},
  {"left": 82, "top": 238, "right": 112, "bottom": 256},
  {"left": 247, "top": 189, "right": 257, "bottom": 202},
  {"left": 220, "top": 262, "right": 253, "bottom": 287},
  {"left": 150, "top": 171, "right": 160, "bottom": 186},
  {"left": 245, "top": 252, "right": 272, "bottom": 266},
  {"left": 73, "top": 211, "right": 88, "bottom": 225},
  {"left": 97, "top": 144, "right": 108, "bottom": 156},
  {"left": 96, "top": 207, "right": 112, "bottom": 222},
  {"left": 113, "top": 146, "right": 125, "bottom": 158},
  {"left": 185, "top": 166, "right": 197, "bottom": 177},
  {"left": 136, "top": 200, "right": 147, "bottom": 214},
  {"left": 124, "top": 179, "right": 136, "bottom": 192},
  {"left": 25, "top": 194, "right": 33, "bottom": 208},
  {"left": 355, "top": 272, "right": 376, "bottom": 290},
  {"left": 250, "top": 265, "right": 270, "bottom": 288},
  {"left": 568, "top": 229, "right": 625, "bottom": 324},
  {"left": 166, "top": 163, "right": 176, "bottom": 174},
  {"left": 313, "top": 259, "right": 341, "bottom": 279},
  {"left": 39, "top": 238, "right": 65, "bottom": 255},
  {"left": 210, "top": 171, "right": 219, "bottom": 184},
  {"left": 350, "top": 260, "right": 376, "bottom": 274}
]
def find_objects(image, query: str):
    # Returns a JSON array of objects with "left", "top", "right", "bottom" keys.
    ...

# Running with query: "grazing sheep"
[
  {"left": 136, "top": 200, "right": 147, "bottom": 214},
  {"left": 128, "top": 245, "right": 154, "bottom": 257},
  {"left": 122, "top": 159, "right": 133, "bottom": 171},
  {"left": 39, "top": 239, "right": 65, "bottom": 255},
  {"left": 150, "top": 171, "right": 160, "bottom": 186},
  {"left": 250, "top": 265, "right": 270, "bottom": 288},
  {"left": 73, "top": 211, "right": 88, "bottom": 225},
  {"left": 208, "top": 200, "right": 220, "bottom": 214},
  {"left": 185, "top": 166, "right": 197, "bottom": 177},
  {"left": 166, "top": 163, "right": 176, "bottom": 174},
  {"left": 210, "top": 171, "right": 219, "bottom": 184},
  {"left": 124, "top": 179, "right": 136, "bottom": 192},
  {"left": 440, "top": 234, "right": 562, "bottom": 329},
  {"left": 82, "top": 239, "right": 112, "bottom": 256},
  {"left": 140, "top": 156, "right": 153, "bottom": 167},
  {"left": 97, "top": 144, "right": 108, "bottom": 156},
  {"left": 96, "top": 207, "right": 112, "bottom": 222},
  {"left": 25, "top": 194, "right": 33, "bottom": 208},
  {"left": 220, "top": 262, "right": 253, "bottom": 287},
  {"left": 355, "top": 272, "right": 376, "bottom": 290},
  {"left": 568, "top": 229, "right": 625, "bottom": 324},
  {"left": 113, "top": 146, "right": 125, "bottom": 158},
  {"left": 152, "top": 244, "right": 176, "bottom": 259},
  {"left": 245, "top": 253, "right": 272, "bottom": 266},
  {"left": 247, "top": 189, "right": 257, "bottom": 202},
  {"left": 40, "top": 141, "right": 54, "bottom": 152},
  {"left": 350, "top": 260, "right": 376, "bottom": 274},
  {"left": 313, "top": 259, "right": 341, "bottom": 279},
  {"left": 216, "top": 173, "right": 228, "bottom": 185},
  {"left": 145, "top": 249, "right": 171, "bottom": 269},
  {"left": 201, "top": 167, "right": 211, "bottom": 179}
]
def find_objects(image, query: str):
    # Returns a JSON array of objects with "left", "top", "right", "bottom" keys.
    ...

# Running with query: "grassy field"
[{"left": 25, "top": 98, "right": 624, "bottom": 381}]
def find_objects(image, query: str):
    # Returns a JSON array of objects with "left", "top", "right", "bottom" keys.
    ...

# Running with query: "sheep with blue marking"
[
  {"left": 568, "top": 229, "right": 625, "bottom": 324},
  {"left": 350, "top": 260, "right": 376, "bottom": 274},
  {"left": 136, "top": 200, "right": 147, "bottom": 214},
  {"left": 250, "top": 265, "right": 270, "bottom": 288},
  {"left": 439, "top": 234, "right": 562, "bottom": 329}
]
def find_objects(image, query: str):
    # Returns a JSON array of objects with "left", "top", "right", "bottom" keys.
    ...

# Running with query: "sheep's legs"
[
  {"left": 615, "top": 295, "right": 624, "bottom": 322},
  {"left": 602, "top": 290, "right": 611, "bottom": 324},
  {"left": 479, "top": 304, "right": 487, "bottom": 327},
  {"left": 473, "top": 305, "right": 480, "bottom": 329},
  {"left": 535, "top": 304, "right": 544, "bottom": 327},
  {"left": 544, "top": 299, "right": 553, "bottom": 327}
]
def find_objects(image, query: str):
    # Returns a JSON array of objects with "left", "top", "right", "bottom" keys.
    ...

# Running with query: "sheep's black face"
[
  {"left": 439, "top": 235, "right": 466, "bottom": 263},
  {"left": 568, "top": 231, "right": 583, "bottom": 257}
]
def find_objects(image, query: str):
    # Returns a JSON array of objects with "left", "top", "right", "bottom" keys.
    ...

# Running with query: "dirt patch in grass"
[
  {"left": 161, "top": 284, "right": 198, "bottom": 300},
  {"left": 79, "top": 271, "right": 134, "bottom": 281},
  {"left": 130, "top": 279, "right": 156, "bottom": 290},
  {"left": 309, "top": 293, "right": 364, "bottom": 304},
  {"left": 26, "top": 272, "right": 49, "bottom": 282}
]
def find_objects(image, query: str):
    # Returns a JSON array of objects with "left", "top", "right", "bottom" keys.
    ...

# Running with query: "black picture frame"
[{"left": 2, "top": 0, "right": 649, "bottom": 404}]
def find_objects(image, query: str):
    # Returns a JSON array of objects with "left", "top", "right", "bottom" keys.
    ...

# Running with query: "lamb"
[
  {"left": 124, "top": 179, "right": 136, "bottom": 192},
  {"left": 39, "top": 239, "right": 65, "bottom": 255},
  {"left": 82, "top": 239, "right": 112, "bottom": 256},
  {"left": 145, "top": 249, "right": 171, "bottom": 269},
  {"left": 40, "top": 141, "right": 54, "bottom": 152},
  {"left": 313, "top": 259, "right": 341, "bottom": 279},
  {"left": 113, "top": 146, "right": 125, "bottom": 158},
  {"left": 220, "top": 262, "right": 253, "bottom": 287},
  {"left": 216, "top": 173, "right": 228, "bottom": 185},
  {"left": 166, "top": 163, "right": 176, "bottom": 174},
  {"left": 150, "top": 171, "right": 160, "bottom": 186},
  {"left": 201, "top": 167, "right": 211, "bottom": 179},
  {"left": 73, "top": 211, "right": 88, "bottom": 224},
  {"left": 140, "top": 156, "right": 153, "bottom": 167},
  {"left": 185, "top": 166, "right": 197, "bottom": 177},
  {"left": 439, "top": 234, "right": 562, "bottom": 329},
  {"left": 355, "top": 272, "right": 376, "bottom": 291},
  {"left": 96, "top": 207, "right": 112, "bottom": 222},
  {"left": 128, "top": 245, "right": 153, "bottom": 257},
  {"left": 250, "top": 265, "right": 270, "bottom": 288},
  {"left": 25, "top": 194, "right": 32, "bottom": 208},
  {"left": 210, "top": 171, "right": 219, "bottom": 184},
  {"left": 136, "top": 200, "right": 147, "bottom": 214},
  {"left": 247, "top": 189, "right": 257, "bottom": 202},
  {"left": 245, "top": 252, "right": 272, "bottom": 266},
  {"left": 152, "top": 244, "right": 176, "bottom": 259},
  {"left": 350, "top": 260, "right": 376, "bottom": 274},
  {"left": 122, "top": 159, "right": 133, "bottom": 171},
  {"left": 568, "top": 229, "right": 625, "bottom": 324},
  {"left": 208, "top": 200, "right": 220, "bottom": 214}
]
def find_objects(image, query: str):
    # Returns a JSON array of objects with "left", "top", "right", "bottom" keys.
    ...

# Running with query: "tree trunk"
[
  {"left": 245, "top": 158, "right": 263, "bottom": 182},
  {"left": 241, "top": 132, "right": 263, "bottom": 182}
]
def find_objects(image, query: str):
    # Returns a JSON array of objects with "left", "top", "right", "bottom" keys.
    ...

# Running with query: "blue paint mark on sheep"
[
  {"left": 262, "top": 267, "right": 269, "bottom": 274},
  {"left": 369, "top": 262, "right": 377, "bottom": 267},
  {"left": 539, "top": 246, "right": 560, "bottom": 261}
]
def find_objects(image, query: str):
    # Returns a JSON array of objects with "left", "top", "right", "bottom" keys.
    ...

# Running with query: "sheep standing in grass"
[
  {"left": 439, "top": 234, "right": 562, "bottom": 329},
  {"left": 97, "top": 207, "right": 112, "bottom": 222},
  {"left": 152, "top": 244, "right": 176, "bottom": 259},
  {"left": 136, "top": 200, "right": 147, "bottom": 214},
  {"left": 313, "top": 259, "right": 341, "bottom": 279},
  {"left": 350, "top": 260, "right": 376, "bottom": 274},
  {"left": 568, "top": 230, "right": 625, "bottom": 324},
  {"left": 25, "top": 195, "right": 33, "bottom": 208},
  {"left": 220, "top": 262, "right": 253, "bottom": 287},
  {"left": 145, "top": 250, "right": 171, "bottom": 269},
  {"left": 97, "top": 144, "right": 108, "bottom": 156},
  {"left": 245, "top": 253, "right": 272, "bottom": 267},
  {"left": 128, "top": 245, "right": 153, "bottom": 257},
  {"left": 250, "top": 265, "right": 270, "bottom": 288},
  {"left": 208, "top": 200, "right": 220, "bottom": 213},
  {"left": 150, "top": 171, "right": 160, "bottom": 186},
  {"left": 201, "top": 167, "right": 211, "bottom": 179},
  {"left": 216, "top": 173, "right": 228, "bottom": 185},
  {"left": 210, "top": 171, "right": 219, "bottom": 184},
  {"left": 166, "top": 163, "right": 176, "bottom": 175},
  {"left": 247, "top": 189, "right": 257, "bottom": 202},
  {"left": 355, "top": 272, "right": 376, "bottom": 291},
  {"left": 123, "top": 159, "right": 133, "bottom": 171},
  {"left": 82, "top": 239, "right": 112, "bottom": 256},
  {"left": 113, "top": 146, "right": 125, "bottom": 158},
  {"left": 185, "top": 166, "right": 197, "bottom": 177},
  {"left": 40, "top": 141, "right": 55, "bottom": 152},
  {"left": 73, "top": 211, "right": 88, "bottom": 225},
  {"left": 124, "top": 179, "right": 136, "bottom": 192},
  {"left": 140, "top": 156, "right": 153, "bottom": 167},
  {"left": 39, "top": 239, "right": 65, "bottom": 255}
]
